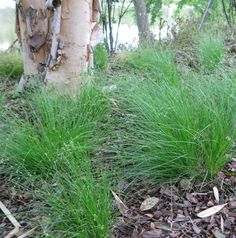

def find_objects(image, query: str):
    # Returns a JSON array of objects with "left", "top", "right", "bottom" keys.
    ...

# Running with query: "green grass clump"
[
  {"left": 120, "top": 78, "right": 236, "bottom": 181},
  {"left": 94, "top": 44, "right": 108, "bottom": 70},
  {"left": 45, "top": 154, "right": 111, "bottom": 238},
  {"left": 1, "top": 85, "right": 108, "bottom": 174},
  {"left": 124, "top": 48, "right": 180, "bottom": 83},
  {"left": 0, "top": 51, "right": 23, "bottom": 79},
  {"left": 0, "top": 84, "right": 111, "bottom": 237},
  {"left": 197, "top": 34, "right": 225, "bottom": 72},
  {"left": 0, "top": 93, "right": 5, "bottom": 105}
]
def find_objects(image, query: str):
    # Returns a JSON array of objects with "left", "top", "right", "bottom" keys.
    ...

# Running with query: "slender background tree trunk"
[
  {"left": 133, "top": 0, "right": 152, "bottom": 42},
  {"left": 199, "top": 0, "right": 214, "bottom": 30}
]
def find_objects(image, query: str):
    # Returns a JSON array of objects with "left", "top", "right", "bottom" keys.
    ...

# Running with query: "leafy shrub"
[
  {"left": 120, "top": 78, "right": 236, "bottom": 181},
  {"left": 0, "top": 51, "right": 23, "bottom": 79},
  {"left": 171, "top": 20, "right": 199, "bottom": 50}
]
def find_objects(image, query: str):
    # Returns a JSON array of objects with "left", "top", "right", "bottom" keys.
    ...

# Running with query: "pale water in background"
[
  {"left": 0, "top": 1, "right": 195, "bottom": 51},
  {"left": 0, "top": 0, "right": 16, "bottom": 51}
]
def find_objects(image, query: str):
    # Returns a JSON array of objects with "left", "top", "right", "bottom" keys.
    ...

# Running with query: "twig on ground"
[
  {"left": 0, "top": 201, "right": 21, "bottom": 238},
  {"left": 18, "top": 227, "right": 37, "bottom": 238},
  {"left": 0, "top": 201, "right": 21, "bottom": 228},
  {"left": 4, "top": 227, "right": 20, "bottom": 238}
]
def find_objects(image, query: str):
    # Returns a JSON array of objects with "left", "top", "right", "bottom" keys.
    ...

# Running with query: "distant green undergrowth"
[
  {"left": 94, "top": 44, "right": 108, "bottom": 70},
  {"left": 197, "top": 34, "right": 225, "bottom": 72},
  {"left": 123, "top": 48, "right": 180, "bottom": 83},
  {"left": 0, "top": 51, "right": 23, "bottom": 79}
]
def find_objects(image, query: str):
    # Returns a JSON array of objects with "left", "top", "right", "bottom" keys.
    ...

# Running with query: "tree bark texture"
[
  {"left": 133, "top": 0, "right": 152, "bottom": 42},
  {"left": 16, "top": 0, "right": 101, "bottom": 92}
]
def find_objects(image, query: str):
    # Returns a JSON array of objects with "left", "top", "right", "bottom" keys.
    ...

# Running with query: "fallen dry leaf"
[
  {"left": 111, "top": 190, "right": 129, "bottom": 216},
  {"left": 212, "top": 228, "right": 226, "bottom": 238},
  {"left": 192, "top": 224, "right": 201, "bottom": 234},
  {"left": 186, "top": 193, "right": 198, "bottom": 203},
  {"left": 0, "top": 201, "right": 21, "bottom": 228},
  {"left": 220, "top": 215, "right": 224, "bottom": 233},
  {"left": 213, "top": 186, "right": 219, "bottom": 203},
  {"left": 145, "top": 213, "right": 154, "bottom": 218},
  {"left": 4, "top": 227, "right": 20, "bottom": 238},
  {"left": 197, "top": 204, "right": 227, "bottom": 218},
  {"left": 142, "top": 229, "right": 162, "bottom": 238},
  {"left": 150, "top": 222, "right": 155, "bottom": 230},
  {"left": 154, "top": 222, "right": 180, "bottom": 231},
  {"left": 180, "top": 178, "right": 191, "bottom": 190},
  {"left": 140, "top": 197, "right": 159, "bottom": 211},
  {"left": 18, "top": 228, "right": 37, "bottom": 238}
]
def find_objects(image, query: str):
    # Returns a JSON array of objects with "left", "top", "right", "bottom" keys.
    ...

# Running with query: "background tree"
[
  {"left": 133, "top": 0, "right": 152, "bottom": 42},
  {"left": 222, "top": 0, "right": 236, "bottom": 29},
  {"left": 146, "top": 0, "right": 163, "bottom": 25}
]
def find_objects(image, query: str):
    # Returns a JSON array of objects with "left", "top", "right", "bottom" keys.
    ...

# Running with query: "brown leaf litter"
[
  {"left": 0, "top": 173, "right": 40, "bottom": 237},
  {"left": 110, "top": 161, "right": 236, "bottom": 238}
]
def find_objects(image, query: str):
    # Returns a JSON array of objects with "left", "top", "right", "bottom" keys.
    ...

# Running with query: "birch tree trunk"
[
  {"left": 133, "top": 0, "right": 152, "bottom": 43},
  {"left": 16, "top": 0, "right": 101, "bottom": 93},
  {"left": 16, "top": 0, "right": 51, "bottom": 76}
]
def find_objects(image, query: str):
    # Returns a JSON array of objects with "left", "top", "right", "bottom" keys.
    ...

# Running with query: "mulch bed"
[
  {"left": 111, "top": 160, "right": 236, "bottom": 238},
  {"left": 0, "top": 172, "right": 40, "bottom": 237}
]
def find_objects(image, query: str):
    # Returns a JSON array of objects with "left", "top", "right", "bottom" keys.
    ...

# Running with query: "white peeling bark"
[
  {"left": 46, "top": 0, "right": 93, "bottom": 92},
  {"left": 16, "top": 0, "right": 50, "bottom": 76},
  {"left": 17, "top": 0, "right": 102, "bottom": 93}
]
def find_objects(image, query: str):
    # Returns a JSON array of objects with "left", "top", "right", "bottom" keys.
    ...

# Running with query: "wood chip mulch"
[
  {"left": 0, "top": 173, "right": 40, "bottom": 238},
  {"left": 110, "top": 160, "right": 236, "bottom": 238}
]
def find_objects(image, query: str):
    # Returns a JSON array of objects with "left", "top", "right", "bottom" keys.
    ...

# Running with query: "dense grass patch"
[
  {"left": 94, "top": 44, "right": 108, "bottom": 70},
  {"left": 196, "top": 34, "right": 225, "bottom": 72},
  {"left": 1, "top": 85, "right": 108, "bottom": 174},
  {"left": 44, "top": 155, "right": 111, "bottom": 238},
  {"left": 119, "top": 77, "right": 236, "bottom": 181},
  {"left": 123, "top": 48, "right": 180, "bottom": 83},
  {"left": 0, "top": 84, "right": 111, "bottom": 237},
  {"left": 0, "top": 51, "right": 23, "bottom": 79}
]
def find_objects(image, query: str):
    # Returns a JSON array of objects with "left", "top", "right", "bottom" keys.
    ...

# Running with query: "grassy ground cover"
[
  {"left": 0, "top": 84, "right": 112, "bottom": 237},
  {"left": 0, "top": 26, "right": 236, "bottom": 237}
]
